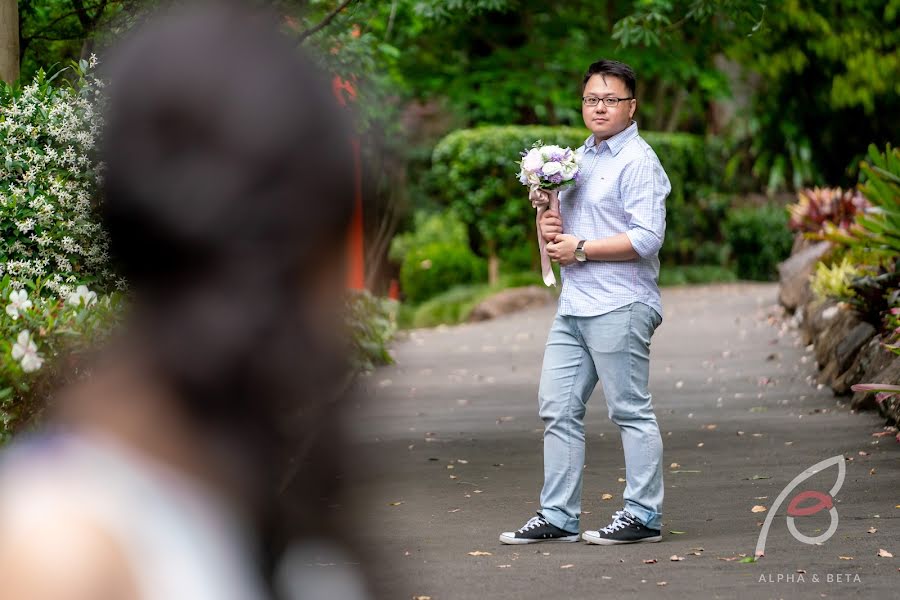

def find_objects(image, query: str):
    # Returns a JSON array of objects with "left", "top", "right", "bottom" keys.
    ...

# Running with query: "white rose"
[
  {"left": 527, "top": 172, "right": 541, "bottom": 186},
  {"left": 522, "top": 149, "right": 543, "bottom": 172},
  {"left": 541, "top": 145, "right": 565, "bottom": 160},
  {"left": 561, "top": 162, "right": 578, "bottom": 181},
  {"left": 541, "top": 161, "right": 562, "bottom": 176}
]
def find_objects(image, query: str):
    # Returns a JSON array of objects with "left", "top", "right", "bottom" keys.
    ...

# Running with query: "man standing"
[{"left": 500, "top": 59, "right": 670, "bottom": 545}]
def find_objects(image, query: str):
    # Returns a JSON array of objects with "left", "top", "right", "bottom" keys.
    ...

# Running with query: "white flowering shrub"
[
  {"left": 0, "top": 276, "right": 122, "bottom": 439},
  {"left": 0, "top": 57, "right": 118, "bottom": 300}
]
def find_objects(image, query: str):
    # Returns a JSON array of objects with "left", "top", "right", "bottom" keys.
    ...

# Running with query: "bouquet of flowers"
[{"left": 517, "top": 141, "right": 581, "bottom": 286}]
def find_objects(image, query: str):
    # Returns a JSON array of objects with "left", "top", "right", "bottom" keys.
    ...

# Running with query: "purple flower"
[{"left": 549, "top": 173, "right": 563, "bottom": 184}]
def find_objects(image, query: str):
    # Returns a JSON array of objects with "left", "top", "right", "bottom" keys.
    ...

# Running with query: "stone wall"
[{"left": 777, "top": 236, "right": 900, "bottom": 427}]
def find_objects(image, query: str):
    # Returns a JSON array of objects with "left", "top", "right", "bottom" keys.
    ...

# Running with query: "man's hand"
[
  {"left": 539, "top": 210, "right": 563, "bottom": 243},
  {"left": 547, "top": 234, "right": 579, "bottom": 266}
]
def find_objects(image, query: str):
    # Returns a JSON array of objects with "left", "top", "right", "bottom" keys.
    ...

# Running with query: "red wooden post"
[{"left": 332, "top": 75, "right": 365, "bottom": 290}]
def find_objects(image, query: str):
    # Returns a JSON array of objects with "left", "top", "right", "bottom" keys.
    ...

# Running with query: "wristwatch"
[{"left": 574, "top": 240, "right": 587, "bottom": 262}]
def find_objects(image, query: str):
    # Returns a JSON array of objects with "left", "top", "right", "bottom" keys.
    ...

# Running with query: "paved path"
[{"left": 348, "top": 283, "right": 898, "bottom": 599}]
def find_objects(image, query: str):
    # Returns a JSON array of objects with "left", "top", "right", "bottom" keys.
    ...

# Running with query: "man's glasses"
[{"left": 582, "top": 96, "right": 634, "bottom": 107}]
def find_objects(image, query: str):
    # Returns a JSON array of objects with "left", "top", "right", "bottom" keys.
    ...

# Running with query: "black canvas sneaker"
[
  {"left": 582, "top": 509, "right": 662, "bottom": 545},
  {"left": 499, "top": 512, "right": 580, "bottom": 544}
]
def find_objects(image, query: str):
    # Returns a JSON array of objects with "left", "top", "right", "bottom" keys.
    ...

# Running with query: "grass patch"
[
  {"left": 400, "top": 270, "right": 554, "bottom": 329},
  {"left": 659, "top": 264, "right": 738, "bottom": 287},
  {"left": 399, "top": 264, "right": 738, "bottom": 330}
]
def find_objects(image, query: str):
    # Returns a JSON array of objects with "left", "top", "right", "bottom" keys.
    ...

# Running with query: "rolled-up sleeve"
[{"left": 620, "top": 152, "right": 670, "bottom": 258}]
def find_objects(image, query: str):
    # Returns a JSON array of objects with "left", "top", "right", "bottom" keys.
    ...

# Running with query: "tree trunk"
[
  {"left": 0, "top": 0, "right": 19, "bottom": 85},
  {"left": 664, "top": 87, "right": 687, "bottom": 132},
  {"left": 487, "top": 239, "right": 500, "bottom": 286}
]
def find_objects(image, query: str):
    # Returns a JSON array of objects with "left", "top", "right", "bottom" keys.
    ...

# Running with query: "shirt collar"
[{"left": 583, "top": 120, "right": 638, "bottom": 156}]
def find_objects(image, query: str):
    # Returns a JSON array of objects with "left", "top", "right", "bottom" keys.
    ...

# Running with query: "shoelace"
[
  {"left": 600, "top": 510, "right": 636, "bottom": 534},
  {"left": 518, "top": 515, "right": 548, "bottom": 533}
]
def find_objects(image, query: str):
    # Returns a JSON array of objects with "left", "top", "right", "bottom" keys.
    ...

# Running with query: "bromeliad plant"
[
  {"left": 787, "top": 187, "right": 869, "bottom": 235},
  {"left": 821, "top": 144, "right": 900, "bottom": 261}
]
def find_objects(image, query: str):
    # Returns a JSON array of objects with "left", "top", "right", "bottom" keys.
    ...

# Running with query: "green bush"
[
  {"left": 0, "top": 62, "right": 117, "bottom": 299},
  {"left": 345, "top": 290, "right": 397, "bottom": 373},
  {"left": 723, "top": 204, "right": 793, "bottom": 281},
  {"left": 389, "top": 210, "right": 470, "bottom": 265},
  {"left": 400, "top": 242, "right": 487, "bottom": 304},
  {"left": 1, "top": 277, "right": 122, "bottom": 439},
  {"left": 428, "top": 125, "right": 728, "bottom": 271}
]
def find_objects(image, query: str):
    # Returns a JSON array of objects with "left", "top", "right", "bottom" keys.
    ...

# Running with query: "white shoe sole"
[
  {"left": 582, "top": 532, "right": 662, "bottom": 545},
  {"left": 499, "top": 533, "right": 581, "bottom": 545}
]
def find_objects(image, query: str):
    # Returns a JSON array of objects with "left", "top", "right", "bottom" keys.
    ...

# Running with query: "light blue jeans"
[{"left": 538, "top": 302, "right": 663, "bottom": 532}]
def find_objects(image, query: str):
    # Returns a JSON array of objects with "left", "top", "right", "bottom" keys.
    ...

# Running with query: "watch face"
[{"left": 575, "top": 248, "right": 586, "bottom": 261}]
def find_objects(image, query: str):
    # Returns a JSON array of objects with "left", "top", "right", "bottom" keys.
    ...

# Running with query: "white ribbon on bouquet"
[{"left": 529, "top": 187, "right": 560, "bottom": 287}]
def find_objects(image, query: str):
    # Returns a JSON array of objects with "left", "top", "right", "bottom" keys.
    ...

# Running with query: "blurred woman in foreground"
[{"left": 0, "top": 2, "right": 371, "bottom": 598}]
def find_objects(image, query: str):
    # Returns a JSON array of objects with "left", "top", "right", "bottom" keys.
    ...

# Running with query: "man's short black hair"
[{"left": 582, "top": 60, "right": 636, "bottom": 98}]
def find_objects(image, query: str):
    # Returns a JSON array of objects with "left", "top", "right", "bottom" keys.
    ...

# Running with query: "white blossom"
[
  {"left": 5, "top": 289, "right": 32, "bottom": 319},
  {"left": 11, "top": 330, "right": 43, "bottom": 373},
  {"left": 68, "top": 284, "right": 97, "bottom": 307}
]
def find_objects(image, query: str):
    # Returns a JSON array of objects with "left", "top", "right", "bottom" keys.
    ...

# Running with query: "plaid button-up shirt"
[{"left": 557, "top": 121, "right": 670, "bottom": 319}]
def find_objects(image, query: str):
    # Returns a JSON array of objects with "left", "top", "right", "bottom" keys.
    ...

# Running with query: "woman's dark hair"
[
  {"left": 99, "top": 0, "right": 357, "bottom": 588},
  {"left": 582, "top": 59, "right": 636, "bottom": 98}
]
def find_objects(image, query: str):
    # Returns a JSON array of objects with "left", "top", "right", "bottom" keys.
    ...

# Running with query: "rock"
[
  {"left": 778, "top": 241, "right": 830, "bottom": 312},
  {"left": 852, "top": 349, "right": 900, "bottom": 411},
  {"left": 813, "top": 307, "right": 861, "bottom": 372},
  {"left": 878, "top": 394, "right": 900, "bottom": 428},
  {"left": 835, "top": 322, "right": 877, "bottom": 374},
  {"left": 467, "top": 286, "right": 555, "bottom": 322},
  {"left": 800, "top": 299, "right": 838, "bottom": 346},
  {"left": 837, "top": 335, "right": 884, "bottom": 399}
]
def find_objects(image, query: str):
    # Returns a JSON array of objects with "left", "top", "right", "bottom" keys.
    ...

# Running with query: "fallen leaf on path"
[
  {"left": 413, "top": 596, "right": 431, "bottom": 600},
  {"left": 457, "top": 459, "right": 468, "bottom": 464},
  {"left": 657, "top": 581, "right": 667, "bottom": 586},
  {"left": 697, "top": 442, "right": 705, "bottom": 447},
  {"left": 690, "top": 547, "right": 704, "bottom": 552},
  {"left": 389, "top": 501, "right": 404, "bottom": 506},
  {"left": 670, "top": 555, "right": 684, "bottom": 561},
  {"left": 497, "top": 564, "right": 511, "bottom": 568},
  {"left": 643, "top": 559, "right": 658, "bottom": 564},
  {"left": 669, "top": 531, "right": 686, "bottom": 535},
  {"left": 858, "top": 451, "right": 870, "bottom": 456},
  {"left": 868, "top": 527, "right": 877, "bottom": 534},
  {"left": 796, "top": 569, "right": 806, "bottom": 574},
  {"left": 448, "top": 509, "right": 460, "bottom": 513},
  {"left": 839, "top": 556, "right": 853, "bottom": 560},
  {"left": 878, "top": 549, "right": 893, "bottom": 558},
  {"left": 670, "top": 462, "right": 681, "bottom": 469},
  {"left": 872, "top": 432, "right": 893, "bottom": 437},
  {"left": 468, "top": 551, "right": 492, "bottom": 557},
  {"left": 688, "top": 551, "right": 703, "bottom": 556},
  {"left": 670, "top": 470, "right": 702, "bottom": 473},
  {"left": 496, "top": 416, "right": 515, "bottom": 424},
  {"left": 704, "top": 424, "right": 718, "bottom": 430},
  {"left": 718, "top": 556, "right": 741, "bottom": 562},
  {"left": 750, "top": 475, "right": 771, "bottom": 480},
  {"left": 560, "top": 564, "right": 574, "bottom": 569},
  {"left": 617, "top": 477, "right": 626, "bottom": 483},
  {"left": 739, "top": 557, "right": 757, "bottom": 563},
  {"left": 870, "top": 468, "right": 876, "bottom": 475},
  {"left": 473, "top": 490, "right": 483, "bottom": 494},
  {"left": 449, "top": 475, "right": 458, "bottom": 479},
  {"left": 751, "top": 505, "right": 767, "bottom": 513},
  {"left": 446, "top": 465, "right": 454, "bottom": 469},
  {"left": 601, "top": 493, "right": 614, "bottom": 500}
]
